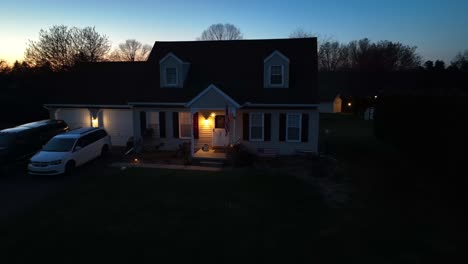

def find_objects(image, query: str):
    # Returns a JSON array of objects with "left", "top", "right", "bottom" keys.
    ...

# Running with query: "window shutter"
[
  {"left": 193, "top": 112, "right": 199, "bottom": 139},
  {"left": 159, "top": 112, "right": 166, "bottom": 138},
  {"left": 243, "top": 113, "right": 249, "bottom": 141},
  {"left": 264, "top": 113, "right": 271, "bottom": 141},
  {"left": 301, "top": 113, "right": 309, "bottom": 142},
  {"left": 279, "top": 113, "right": 286, "bottom": 141},
  {"left": 172, "top": 112, "right": 179, "bottom": 138},
  {"left": 140, "top": 111, "right": 147, "bottom": 136}
]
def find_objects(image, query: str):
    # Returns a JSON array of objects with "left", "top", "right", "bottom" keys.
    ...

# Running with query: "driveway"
[{"left": 0, "top": 157, "right": 113, "bottom": 223}]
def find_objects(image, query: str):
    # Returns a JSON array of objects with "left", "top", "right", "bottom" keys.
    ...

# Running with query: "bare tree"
[
  {"left": 289, "top": 28, "right": 315, "bottom": 38},
  {"left": 25, "top": 25, "right": 110, "bottom": 71},
  {"left": 198, "top": 23, "right": 243, "bottom": 40},
  {"left": 111, "top": 39, "right": 152, "bottom": 61},
  {"left": 346, "top": 39, "right": 421, "bottom": 71},
  {"left": 71, "top": 27, "right": 111, "bottom": 63},
  {"left": 0, "top": 59, "right": 10, "bottom": 74},
  {"left": 451, "top": 50, "right": 468, "bottom": 71},
  {"left": 318, "top": 41, "right": 349, "bottom": 71}
]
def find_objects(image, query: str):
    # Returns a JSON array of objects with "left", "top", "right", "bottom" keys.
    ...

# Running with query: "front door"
[{"left": 212, "top": 115, "right": 229, "bottom": 147}]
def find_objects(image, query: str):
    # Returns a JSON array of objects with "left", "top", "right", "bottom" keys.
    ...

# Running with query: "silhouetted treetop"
[
  {"left": 198, "top": 23, "right": 243, "bottom": 40},
  {"left": 451, "top": 50, "right": 468, "bottom": 72},
  {"left": 25, "top": 25, "right": 110, "bottom": 71},
  {"left": 109, "top": 39, "right": 152, "bottom": 61}
]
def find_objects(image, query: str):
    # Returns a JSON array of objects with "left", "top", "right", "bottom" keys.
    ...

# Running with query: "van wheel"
[
  {"left": 101, "top": 145, "right": 109, "bottom": 157},
  {"left": 64, "top": 161, "right": 75, "bottom": 175}
]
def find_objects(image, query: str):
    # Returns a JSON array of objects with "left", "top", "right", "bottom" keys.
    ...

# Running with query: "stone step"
[{"left": 198, "top": 160, "right": 225, "bottom": 168}]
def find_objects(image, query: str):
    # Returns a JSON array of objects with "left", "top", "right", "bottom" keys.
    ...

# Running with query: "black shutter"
[
  {"left": 140, "top": 111, "right": 146, "bottom": 136},
  {"left": 159, "top": 112, "right": 166, "bottom": 138},
  {"left": 264, "top": 113, "right": 271, "bottom": 141},
  {"left": 193, "top": 112, "right": 199, "bottom": 139},
  {"left": 172, "top": 112, "right": 179, "bottom": 138},
  {"left": 279, "top": 113, "right": 286, "bottom": 141},
  {"left": 301, "top": 113, "right": 309, "bottom": 142},
  {"left": 243, "top": 113, "right": 249, "bottom": 141}
]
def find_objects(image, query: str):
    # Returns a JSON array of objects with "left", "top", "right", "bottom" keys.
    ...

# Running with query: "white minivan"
[{"left": 28, "top": 128, "right": 111, "bottom": 175}]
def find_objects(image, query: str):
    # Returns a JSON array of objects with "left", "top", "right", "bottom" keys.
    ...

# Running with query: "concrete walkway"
[{"left": 110, "top": 162, "right": 223, "bottom": 172}]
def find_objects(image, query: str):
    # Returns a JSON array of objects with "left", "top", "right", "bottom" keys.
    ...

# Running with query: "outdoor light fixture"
[
  {"left": 347, "top": 102, "right": 352, "bottom": 107},
  {"left": 91, "top": 117, "right": 99, "bottom": 128},
  {"left": 210, "top": 112, "right": 216, "bottom": 117},
  {"left": 374, "top": 95, "right": 378, "bottom": 99}
]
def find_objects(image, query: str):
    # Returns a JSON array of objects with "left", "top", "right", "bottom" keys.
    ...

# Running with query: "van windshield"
[
  {"left": 0, "top": 134, "right": 14, "bottom": 148},
  {"left": 42, "top": 138, "right": 76, "bottom": 152}
]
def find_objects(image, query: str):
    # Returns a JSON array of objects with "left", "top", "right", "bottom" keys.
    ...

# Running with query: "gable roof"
[
  {"left": 45, "top": 38, "right": 318, "bottom": 106},
  {"left": 185, "top": 84, "right": 241, "bottom": 108}
]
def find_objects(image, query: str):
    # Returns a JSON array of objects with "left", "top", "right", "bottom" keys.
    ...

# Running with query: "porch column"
[
  {"left": 231, "top": 108, "right": 237, "bottom": 144},
  {"left": 190, "top": 108, "right": 195, "bottom": 157}
]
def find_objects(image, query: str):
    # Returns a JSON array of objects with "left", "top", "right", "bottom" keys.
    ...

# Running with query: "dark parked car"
[{"left": 0, "top": 120, "right": 69, "bottom": 173}]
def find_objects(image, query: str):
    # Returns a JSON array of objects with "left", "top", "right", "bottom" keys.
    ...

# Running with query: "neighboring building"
[
  {"left": 319, "top": 94, "right": 342, "bottom": 113},
  {"left": 44, "top": 38, "right": 319, "bottom": 157}
]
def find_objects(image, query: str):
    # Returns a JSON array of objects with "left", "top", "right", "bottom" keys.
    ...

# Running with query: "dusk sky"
[{"left": 1, "top": 0, "right": 467, "bottom": 64}]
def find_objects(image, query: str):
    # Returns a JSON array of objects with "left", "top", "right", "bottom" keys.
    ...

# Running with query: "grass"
[
  {"left": 1, "top": 114, "right": 461, "bottom": 263},
  {"left": 1, "top": 168, "right": 326, "bottom": 263},
  {"left": 319, "top": 113, "right": 462, "bottom": 262}
]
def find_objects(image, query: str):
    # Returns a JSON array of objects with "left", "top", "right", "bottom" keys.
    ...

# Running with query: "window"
[
  {"left": 215, "top": 115, "right": 225, "bottom": 129},
  {"left": 270, "top": 65, "right": 283, "bottom": 85},
  {"left": 165, "top": 67, "right": 177, "bottom": 85},
  {"left": 286, "top": 113, "right": 301, "bottom": 142},
  {"left": 179, "top": 112, "right": 191, "bottom": 139},
  {"left": 249, "top": 113, "right": 264, "bottom": 141}
]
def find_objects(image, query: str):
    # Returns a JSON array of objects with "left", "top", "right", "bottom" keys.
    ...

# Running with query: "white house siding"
[
  {"left": 319, "top": 96, "right": 342, "bottom": 113},
  {"left": 54, "top": 108, "right": 90, "bottom": 129},
  {"left": 132, "top": 108, "right": 189, "bottom": 151},
  {"left": 333, "top": 96, "right": 342, "bottom": 113},
  {"left": 189, "top": 89, "right": 238, "bottom": 109},
  {"left": 237, "top": 109, "right": 319, "bottom": 155},
  {"left": 318, "top": 102, "right": 334, "bottom": 113},
  {"left": 196, "top": 114, "right": 214, "bottom": 149},
  {"left": 194, "top": 110, "right": 228, "bottom": 149},
  {"left": 102, "top": 109, "right": 133, "bottom": 146}
]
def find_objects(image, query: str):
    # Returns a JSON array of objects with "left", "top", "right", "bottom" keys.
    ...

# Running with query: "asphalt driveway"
[{"left": 0, "top": 157, "right": 112, "bottom": 223}]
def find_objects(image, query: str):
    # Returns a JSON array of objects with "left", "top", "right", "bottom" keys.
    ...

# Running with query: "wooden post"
[{"left": 190, "top": 108, "right": 195, "bottom": 158}]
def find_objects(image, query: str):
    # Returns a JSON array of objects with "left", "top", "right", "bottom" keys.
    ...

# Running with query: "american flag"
[{"left": 225, "top": 105, "right": 230, "bottom": 136}]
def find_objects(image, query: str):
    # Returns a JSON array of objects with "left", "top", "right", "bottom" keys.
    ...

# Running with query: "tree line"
[
  {"left": 0, "top": 25, "right": 153, "bottom": 73},
  {"left": 1, "top": 24, "right": 468, "bottom": 74}
]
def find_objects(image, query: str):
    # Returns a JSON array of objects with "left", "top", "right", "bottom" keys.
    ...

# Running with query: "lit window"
[
  {"left": 166, "top": 67, "right": 177, "bottom": 85},
  {"left": 270, "top": 65, "right": 283, "bottom": 85},
  {"left": 179, "top": 112, "right": 191, "bottom": 138},
  {"left": 286, "top": 113, "right": 301, "bottom": 142},
  {"left": 249, "top": 113, "right": 264, "bottom": 141}
]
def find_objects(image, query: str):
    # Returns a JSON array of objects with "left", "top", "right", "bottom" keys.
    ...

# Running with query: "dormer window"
[
  {"left": 264, "top": 50, "right": 289, "bottom": 88},
  {"left": 159, "top": 52, "right": 188, "bottom": 88},
  {"left": 270, "top": 65, "right": 283, "bottom": 85},
  {"left": 165, "top": 67, "right": 178, "bottom": 86}
]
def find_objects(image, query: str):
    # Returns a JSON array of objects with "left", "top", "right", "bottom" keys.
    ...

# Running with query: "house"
[
  {"left": 43, "top": 38, "right": 319, "bottom": 157},
  {"left": 319, "top": 94, "right": 342, "bottom": 113}
]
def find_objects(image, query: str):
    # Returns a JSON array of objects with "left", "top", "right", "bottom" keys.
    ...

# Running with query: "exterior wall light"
[{"left": 91, "top": 117, "right": 99, "bottom": 128}]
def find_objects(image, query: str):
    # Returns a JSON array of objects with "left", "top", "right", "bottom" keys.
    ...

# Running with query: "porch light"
[
  {"left": 347, "top": 102, "right": 352, "bottom": 107},
  {"left": 210, "top": 112, "right": 216, "bottom": 117},
  {"left": 91, "top": 117, "right": 99, "bottom": 128},
  {"left": 374, "top": 95, "right": 378, "bottom": 99}
]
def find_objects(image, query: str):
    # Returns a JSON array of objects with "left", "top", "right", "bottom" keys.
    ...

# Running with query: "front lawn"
[
  {"left": 1, "top": 168, "right": 327, "bottom": 263},
  {"left": 1, "top": 114, "right": 461, "bottom": 263}
]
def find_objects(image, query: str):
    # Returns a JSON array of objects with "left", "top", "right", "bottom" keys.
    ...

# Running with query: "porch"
[{"left": 193, "top": 148, "right": 227, "bottom": 160}]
